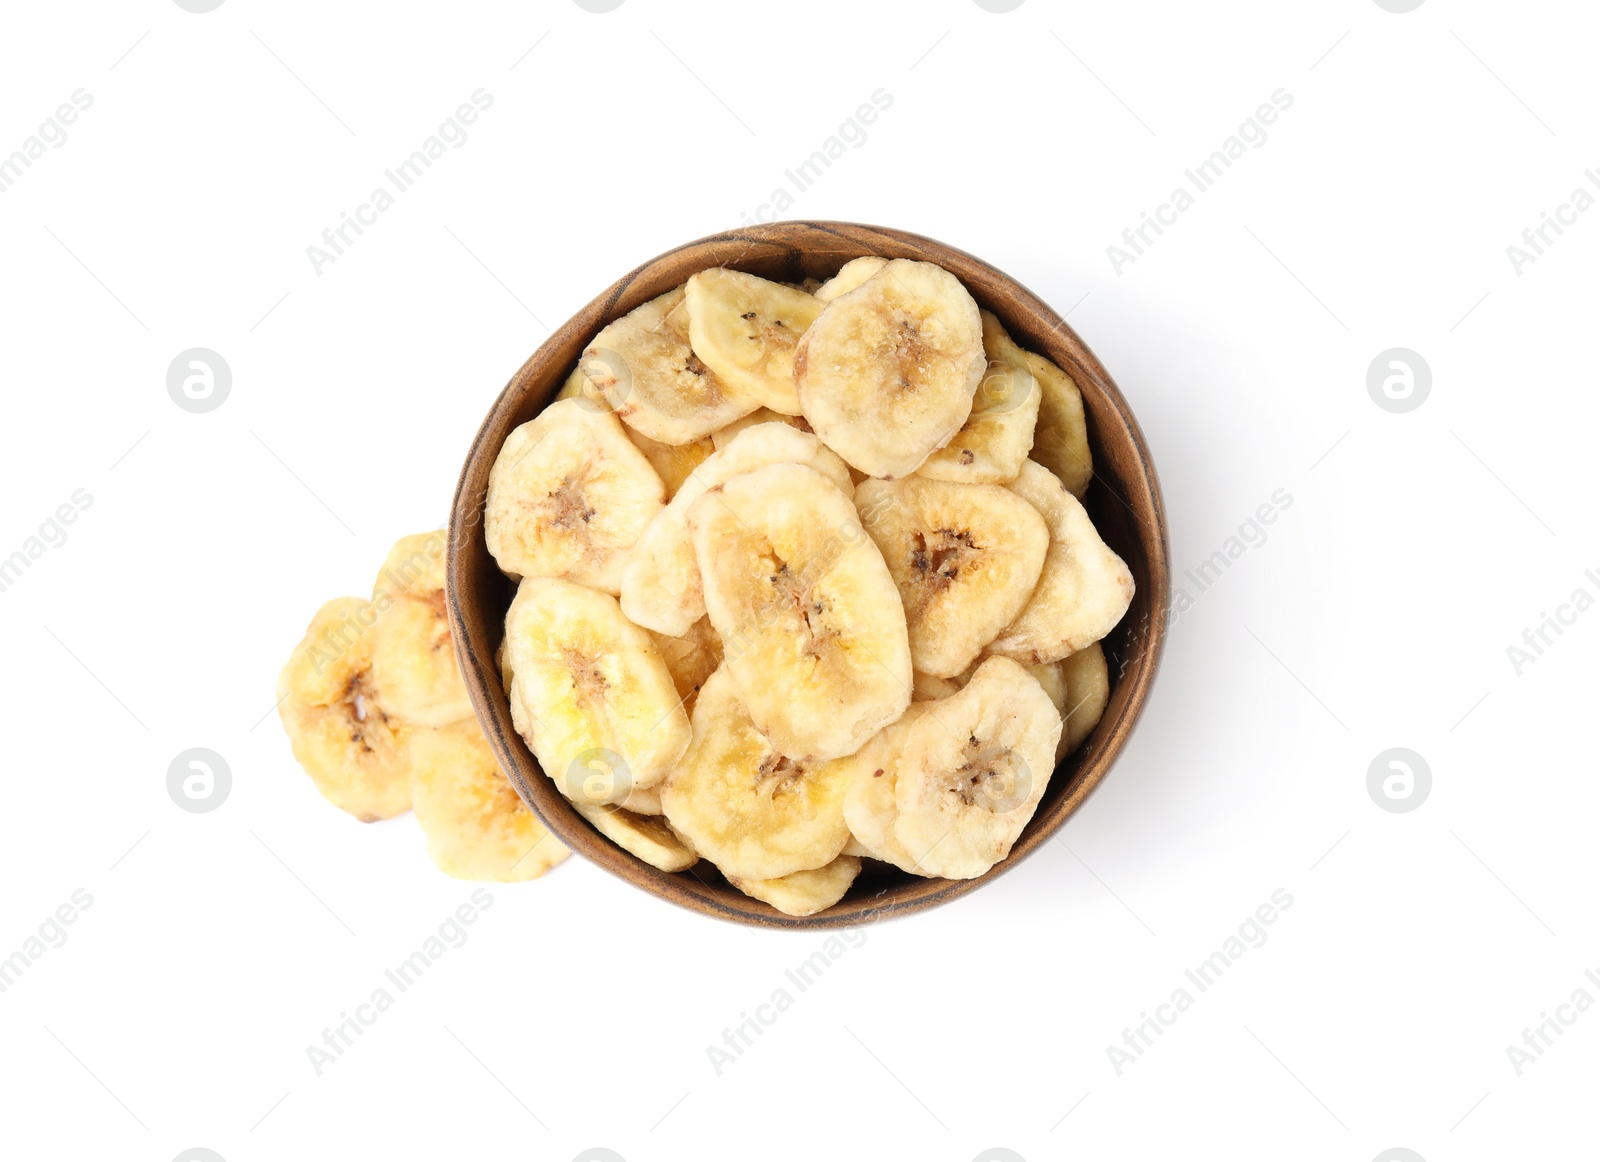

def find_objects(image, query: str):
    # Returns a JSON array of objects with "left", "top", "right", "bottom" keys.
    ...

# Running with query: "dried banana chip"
[{"left": 795, "top": 259, "right": 986, "bottom": 479}]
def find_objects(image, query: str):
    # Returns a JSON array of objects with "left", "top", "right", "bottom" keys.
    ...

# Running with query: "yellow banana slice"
[
  {"left": 503, "top": 578, "right": 692, "bottom": 806},
  {"left": 685, "top": 268, "right": 825, "bottom": 415},
  {"left": 661, "top": 666, "right": 854, "bottom": 879},
  {"left": 553, "top": 366, "right": 611, "bottom": 412},
  {"left": 620, "top": 422, "right": 853, "bottom": 637},
  {"left": 485, "top": 397, "right": 666, "bottom": 594},
  {"left": 990, "top": 461, "right": 1135, "bottom": 664},
  {"left": 409, "top": 719, "right": 570, "bottom": 881},
  {"left": 915, "top": 348, "right": 1041, "bottom": 484},
  {"left": 709, "top": 407, "right": 811, "bottom": 452},
  {"left": 626, "top": 429, "right": 713, "bottom": 499},
  {"left": 913, "top": 648, "right": 1104, "bottom": 761},
  {"left": 1059, "top": 641, "right": 1109, "bottom": 759},
  {"left": 730, "top": 856, "right": 862, "bottom": 917},
  {"left": 555, "top": 368, "right": 713, "bottom": 497},
  {"left": 574, "top": 802, "right": 699, "bottom": 872},
  {"left": 982, "top": 312, "right": 1092, "bottom": 498},
  {"left": 855, "top": 476, "right": 1048, "bottom": 679},
  {"left": 1022, "top": 660, "right": 1065, "bottom": 708},
  {"left": 841, "top": 702, "right": 930, "bottom": 873},
  {"left": 278, "top": 597, "right": 412, "bottom": 822},
  {"left": 620, "top": 783, "right": 664, "bottom": 815},
  {"left": 892, "top": 657, "right": 1062, "bottom": 879},
  {"left": 689, "top": 462, "right": 912, "bottom": 761},
  {"left": 795, "top": 259, "right": 986, "bottom": 479},
  {"left": 647, "top": 615, "right": 723, "bottom": 719},
  {"left": 814, "top": 256, "right": 887, "bottom": 303},
  {"left": 369, "top": 531, "right": 473, "bottom": 727},
  {"left": 912, "top": 671, "right": 964, "bottom": 702},
  {"left": 581, "top": 286, "right": 758, "bottom": 444}
]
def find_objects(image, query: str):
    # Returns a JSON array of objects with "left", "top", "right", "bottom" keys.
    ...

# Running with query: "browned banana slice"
[
  {"left": 370, "top": 531, "right": 472, "bottom": 727},
  {"left": 484, "top": 398, "right": 666, "bottom": 594},
  {"left": 689, "top": 462, "right": 912, "bottom": 761},
  {"left": 278, "top": 597, "right": 412, "bottom": 821},
  {"left": 989, "top": 461, "right": 1134, "bottom": 664},
  {"left": 795, "top": 259, "right": 986, "bottom": 479},
  {"left": 581, "top": 286, "right": 758, "bottom": 444},
  {"left": 982, "top": 311, "right": 1093, "bottom": 498},
  {"left": 410, "top": 719, "right": 569, "bottom": 881},
  {"left": 855, "top": 476, "right": 1048, "bottom": 678}
]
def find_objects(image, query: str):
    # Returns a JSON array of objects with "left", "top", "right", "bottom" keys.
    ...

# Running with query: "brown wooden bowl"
[{"left": 448, "top": 221, "right": 1168, "bottom": 929}]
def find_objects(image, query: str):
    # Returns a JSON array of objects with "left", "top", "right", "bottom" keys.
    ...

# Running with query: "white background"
[{"left": 1, "top": 1, "right": 1595, "bottom": 1160}]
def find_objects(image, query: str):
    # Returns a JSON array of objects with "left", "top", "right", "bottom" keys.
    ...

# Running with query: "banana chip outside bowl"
[{"left": 448, "top": 221, "right": 1169, "bottom": 929}]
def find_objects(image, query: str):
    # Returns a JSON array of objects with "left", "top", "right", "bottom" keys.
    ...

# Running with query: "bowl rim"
[{"left": 447, "top": 220, "right": 1169, "bottom": 929}]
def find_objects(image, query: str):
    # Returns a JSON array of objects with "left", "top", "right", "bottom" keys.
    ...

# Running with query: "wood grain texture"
[{"left": 447, "top": 221, "right": 1169, "bottom": 929}]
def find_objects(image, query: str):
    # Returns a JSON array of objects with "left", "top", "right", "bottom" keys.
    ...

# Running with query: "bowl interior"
[{"left": 448, "top": 222, "right": 1168, "bottom": 928}]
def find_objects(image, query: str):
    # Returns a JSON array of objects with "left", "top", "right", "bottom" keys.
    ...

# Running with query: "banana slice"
[
  {"left": 627, "top": 429, "right": 714, "bottom": 499},
  {"left": 574, "top": 802, "right": 699, "bottom": 872},
  {"left": 814, "top": 256, "right": 887, "bottom": 303},
  {"left": 855, "top": 476, "right": 1048, "bottom": 678},
  {"left": 1059, "top": 642, "right": 1110, "bottom": 759},
  {"left": 661, "top": 666, "right": 854, "bottom": 879},
  {"left": 892, "top": 656, "right": 1062, "bottom": 879},
  {"left": 409, "top": 719, "right": 570, "bottom": 881},
  {"left": 485, "top": 397, "right": 666, "bottom": 594},
  {"left": 1021, "top": 660, "right": 1067, "bottom": 713},
  {"left": 553, "top": 366, "right": 612, "bottom": 412},
  {"left": 278, "top": 597, "right": 412, "bottom": 822},
  {"left": 709, "top": 407, "right": 811, "bottom": 452},
  {"left": 841, "top": 702, "right": 930, "bottom": 873},
  {"left": 982, "top": 312, "right": 1092, "bottom": 498},
  {"left": 795, "top": 259, "right": 986, "bottom": 479},
  {"left": 730, "top": 856, "right": 862, "bottom": 917},
  {"left": 621, "top": 783, "right": 664, "bottom": 815},
  {"left": 685, "top": 268, "right": 825, "bottom": 416},
  {"left": 556, "top": 368, "right": 713, "bottom": 497},
  {"left": 918, "top": 657, "right": 1063, "bottom": 704},
  {"left": 690, "top": 462, "right": 912, "bottom": 761},
  {"left": 911, "top": 651, "right": 1096, "bottom": 757},
  {"left": 915, "top": 348, "right": 1040, "bottom": 484},
  {"left": 912, "top": 672, "right": 964, "bottom": 702},
  {"left": 581, "top": 286, "right": 757, "bottom": 444},
  {"left": 369, "top": 532, "right": 473, "bottom": 727},
  {"left": 503, "top": 578, "right": 692, "bottom": 805},
  {"left": 647, "top": 615, "right": 723, "bottom": 718},
  {"left": 989, "top": 461, "right": 1135, "bottom": 664},
  {"left": 620, "top": 422, "right": 853, "bottom": 637}
]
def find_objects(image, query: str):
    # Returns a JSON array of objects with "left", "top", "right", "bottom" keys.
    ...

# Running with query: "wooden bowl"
[{"left": 448, "top": 221, "right": 1168, "bottom": 928}]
